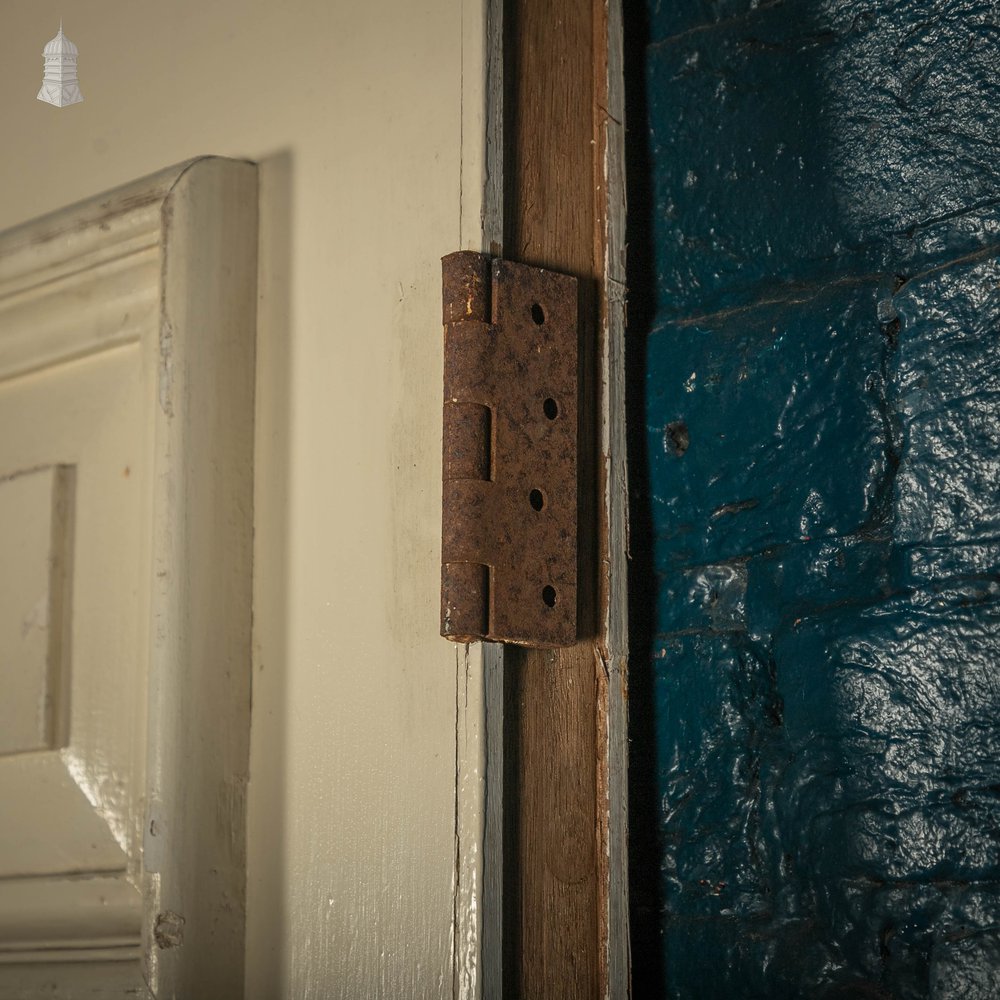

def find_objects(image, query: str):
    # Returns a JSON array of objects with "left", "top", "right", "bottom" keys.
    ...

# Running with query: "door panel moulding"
[{"left": 0, "top": 156, "right": 256, "bottom": 997}]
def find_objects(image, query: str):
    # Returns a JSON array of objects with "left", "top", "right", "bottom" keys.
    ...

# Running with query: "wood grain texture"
[{"left": 503, "top": 0, "right": 615, "bottom": 995}]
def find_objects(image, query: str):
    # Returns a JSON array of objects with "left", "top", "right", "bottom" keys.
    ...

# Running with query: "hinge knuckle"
[
  {"left": 442, "top": 250, "right": 491, "bottom": 325},
  {"left": 441, "top": 562, "right": 489, "bottom": 641},
  {"left": 443, "top": 401, "right": 491, "bottom": 481},
  {"left": 443, "top": 319, "right": 492, "bottom": 401}
]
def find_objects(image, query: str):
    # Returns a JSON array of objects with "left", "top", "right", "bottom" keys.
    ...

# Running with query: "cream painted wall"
[{"left": 0, "top": 2, "right": 486, "bottom": 996}]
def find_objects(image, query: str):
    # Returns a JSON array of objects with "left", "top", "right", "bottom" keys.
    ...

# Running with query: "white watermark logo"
[{"left": 37, "top": 20, "right": 83, "bottom": 108}]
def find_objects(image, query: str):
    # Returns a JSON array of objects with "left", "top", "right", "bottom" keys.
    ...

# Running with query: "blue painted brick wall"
[{"left": 628, "top": 1, "right": 1000, "bottom": 996}]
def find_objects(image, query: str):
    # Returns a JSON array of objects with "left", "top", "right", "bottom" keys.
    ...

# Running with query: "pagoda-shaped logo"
[{"left": 37, "top": 21, "right": 83, "bottom": 108}]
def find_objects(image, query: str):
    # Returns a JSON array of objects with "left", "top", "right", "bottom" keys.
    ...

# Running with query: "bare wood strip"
[{"left": 503, "top": 0, "right": 615, "bottom": 995}]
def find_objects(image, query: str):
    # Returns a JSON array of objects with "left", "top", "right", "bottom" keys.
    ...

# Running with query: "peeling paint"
[
  {"left": 158, "top": 316, "right": 174, "bottom": 418},
  {"left": 143, "top": 802, "right": 165, "bottom": 873},
  {"left": 20, "top": 592, "right": 48, "bottom": 638},
  {"left": 153, "top": 910, "right": 185, "bottom": 950}
]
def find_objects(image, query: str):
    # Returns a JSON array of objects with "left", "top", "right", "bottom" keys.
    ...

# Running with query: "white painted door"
[
  {"left": 0, "top": 158, "right": 257, "bottom": 997},
  {"left": 0, "top": 2, "right": 494, "bottom": 995}
]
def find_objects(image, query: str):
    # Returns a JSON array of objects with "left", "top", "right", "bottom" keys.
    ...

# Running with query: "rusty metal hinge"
[{"left": 440, "top": 251, "right": 578, "bottom": 648}]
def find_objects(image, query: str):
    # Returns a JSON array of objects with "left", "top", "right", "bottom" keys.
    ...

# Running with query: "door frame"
[{"left": 460, "top": 1, "right": 629, "bottom": 995}]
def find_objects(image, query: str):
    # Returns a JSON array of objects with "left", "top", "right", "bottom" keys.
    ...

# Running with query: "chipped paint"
[
  {"left": 20, "top": 593, "right": 48, "bottom": 638},
  {"left": 158, "top": 316, "right": 174, "bottom": 418},
  {"left": 153, "top": 910, "right": 185, "bottom": 949}
]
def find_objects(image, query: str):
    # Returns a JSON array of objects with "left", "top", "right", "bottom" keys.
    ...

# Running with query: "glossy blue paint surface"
[{"left": 627, "top": 1, "right": 1000, "bottom": 995}]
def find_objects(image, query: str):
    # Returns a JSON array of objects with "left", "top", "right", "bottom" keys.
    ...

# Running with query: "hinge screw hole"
[
  {"left": 543, "top": 397, "right": 559, "bottom": 420},
  {"left": 542, "top": 585, "right": 557, "bottom": 607},
  {"left": 529, "top": 488, "right": 546, "bottom": 511},
  {"left": 531, "top": 303, "right": 546, "bottom": 325}
]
